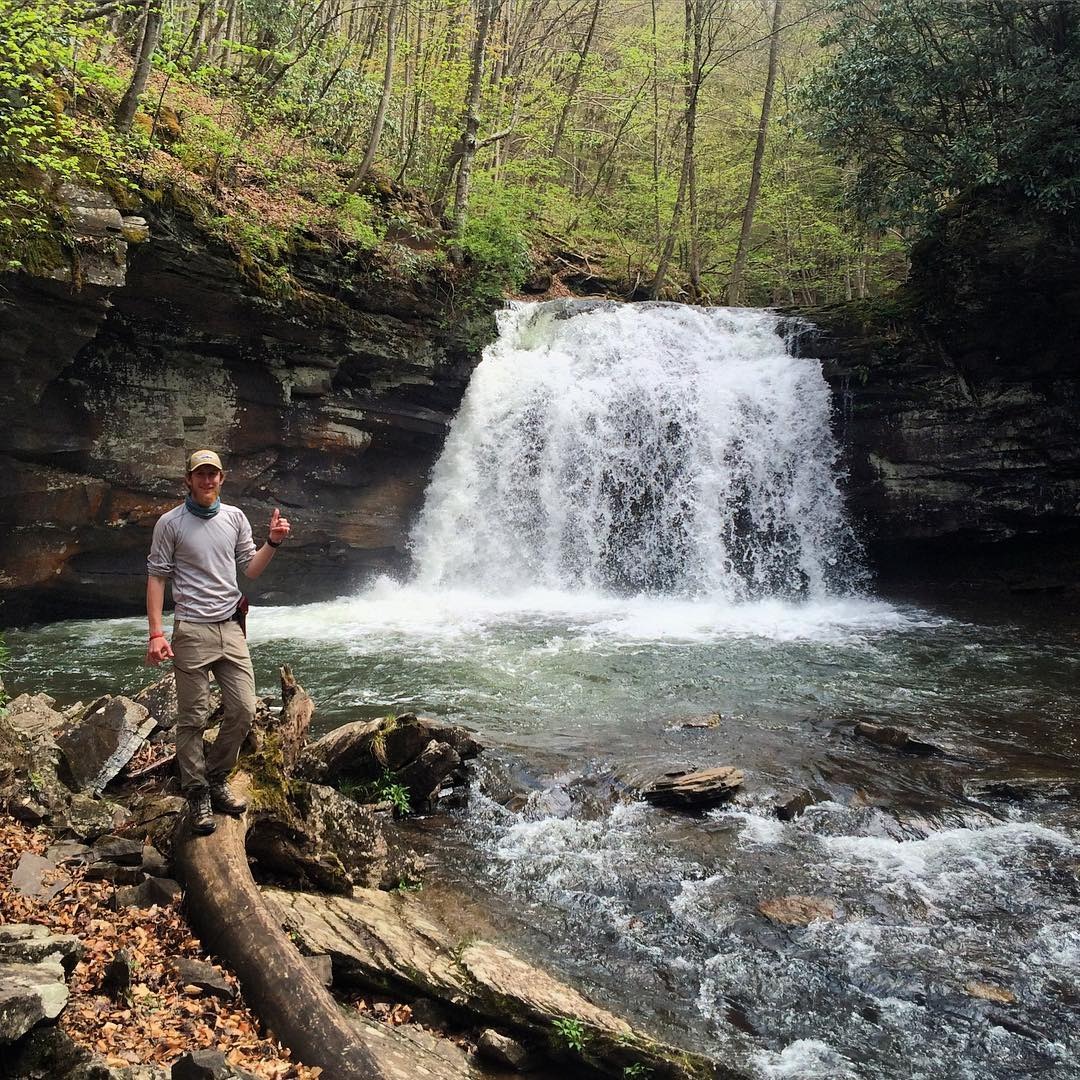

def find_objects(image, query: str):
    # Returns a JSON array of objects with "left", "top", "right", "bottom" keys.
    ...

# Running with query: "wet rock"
[
  {"left": 0, "top": 956, "right": 69, "bottom": 1042},
  {"left": 853, "top": 721, "right": 941, "bottom": 756},
  {"left": 298, "top": 713, "right": 481, "bottom": 789},
  {"left": 964, "top": 774, "right": 1080, "bottom": 801},
  {"left": 268, "top": 887, "right": 725, "bottom": 1079},
  {"left": 642, "top": 766, "right": 744, "bottom": 809},
  {"left": 0, "top": 926, "right": 83, "bottom": 974},
  {"left": 171, "top": 1049, "right": 258, "bottom": 1079},
  {"left": 397, "top": 740, "right": 462, "bottom": 811},
  {"left": 57, "top": 696, "right": 155, "bottom": 795},
  {"left": 287, "top": 781, "right": 388, "bottom": 888},
  {"left": 100, "top": 948, "right": 134, "bottom": 1000},
  {"left": 170, "top": 958, "right": 234, "bottom": 1001},
  {"left": 677, "top": 713, "right": 723, "bottom": 729},
  {"left": 965, "top": 980, "right": 1016, "bottom": 1004},
  {"left": 11, "top": 853, "right": 71, "bottom": 902},
  {"left": 476, "top": 1028, "right": 533, "bottom": 1070},
  {"left": 774, "top": 788, "right": 819, "bottom": 821},
  {"left": 758, "top": 896, "right": 838, "bottom": 926}
]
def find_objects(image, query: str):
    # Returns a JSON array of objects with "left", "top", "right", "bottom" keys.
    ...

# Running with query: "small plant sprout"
[{"left": 552, "top": 1016, "right": 588, "bottom": 1053}]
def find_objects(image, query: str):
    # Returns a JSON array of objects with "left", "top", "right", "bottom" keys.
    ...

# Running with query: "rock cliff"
[
  {"left": 0, "top": 186, "right": 493, "bottom": 624},
  {"left": 802, "top": 194, "right": 1080, "bottom": 593}
]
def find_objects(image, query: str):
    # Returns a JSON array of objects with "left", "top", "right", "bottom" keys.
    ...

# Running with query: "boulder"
[
  {"left": 171, "top": 1050, "right": 258, "bottom": 1080},
  {"left": 266, "top": 887, "right": 731, "bottom": 1079},
  {"left": 477, "top": 1028, "right": 533, "bottom": 1071},
  {"left": 758, "top": 896, "right": 838, "bottom": 926},
  {"left": 57, "top": 696, "right": 155, "bottom": 795},
  {"left": 774, "top": 788, "right": 819, "bottom": 821},
  {"left": 642, "top": 766, "right": 744, "bottom": 809},
  {"left": 11, "top": 853, "right": 71, "bottom": 902},
  {"left": 298, "top": 713, "right": 481, "bottom": 790},
  {"left": 169, "top": 958, "right": 234, "bottom": 1002},
  {"left": 852, "top": 721, "right": 941, "bottom": 756},
  {"left": 62, "top": 793, "right": 131, "bottom": 841},
  {"left": 113, "top": 877, "right": 183, "bottom": 910},
  {"left": 286, "top": 781, "right": 389, "bottom": 888},
  {"left": 0, "top": 956, "right": 69, "bottom": 1043},
  {"left": 0, "top": 694, "right": 71, "bottom": 823},
  {"left": 397, "top": 739, "right": 462, "bottom": 811},
  {"left": 132, "top": 672, "right": 179, "bottom": 733},
  {"left": 0, "top": 926, "right": 82, "bottom": 974}
]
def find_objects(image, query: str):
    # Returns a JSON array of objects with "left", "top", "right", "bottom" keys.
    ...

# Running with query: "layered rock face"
[
  {"left": 0, "top": 189, "right": 491, "bottom": 624},
  {"left": 802, "top": 195, "right": 1080, "bottom": 592}
]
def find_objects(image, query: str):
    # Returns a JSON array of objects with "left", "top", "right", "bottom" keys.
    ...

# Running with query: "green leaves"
[{"left": 800, "top": 0, "right": 1080, "bottom": 229}]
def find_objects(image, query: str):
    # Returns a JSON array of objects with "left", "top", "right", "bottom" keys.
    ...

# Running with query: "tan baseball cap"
[{"left": 187, "top": 449, "right": 223, "bottom": 473}]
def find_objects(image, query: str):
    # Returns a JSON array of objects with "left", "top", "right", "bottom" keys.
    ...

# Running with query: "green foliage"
[
  {"left": 458, "top": 174, "right": 533, "bottom": 297},
  {"left": 800, "top": 0, "right": 1080, "bottom": 229},
  {"left": 623, "top": 1065, "right": 653, "bottom": 1080},
  {"left": 340, "top": 769, "right": 412, "bottom": 816},
  {"left": 551, "top": 1016, "right": 588, "bottom": 1053}
]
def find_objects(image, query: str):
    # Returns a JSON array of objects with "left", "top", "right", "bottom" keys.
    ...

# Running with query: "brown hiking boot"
[
  {"left": 209, "top": 780, "right": 247, "bottom": 816},
  {"left": 187, "top": 791, "right": 216, "bottom": 835}
]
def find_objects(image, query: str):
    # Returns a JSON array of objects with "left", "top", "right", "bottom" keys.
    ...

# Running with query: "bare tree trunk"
[
  {"left": 727, "top": 0, "right": 782, "bottom": 306},
  {"left": 449, "top": 0, "right": 496, "bottom": 244},
  {"left": 351, "top": 0, "right": 401, "bottom": 188},
  {"left": 116, "top": 0, "right": 162, "bottom": 132},
  {"left": 550, "top": 0, "right": 601, "bottom": 160},
  {"left": 650, "top": 0, "right": 700, "bottom": 299}
]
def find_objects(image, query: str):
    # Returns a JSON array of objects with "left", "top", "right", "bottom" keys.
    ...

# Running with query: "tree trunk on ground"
[
  {"left": 727, "top": 0, "right": 783, "bottom": 306},
  {"left": 115, "top": 0, "right": 162, "bottom": 132}
]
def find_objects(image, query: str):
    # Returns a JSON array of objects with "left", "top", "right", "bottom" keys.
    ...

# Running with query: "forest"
[{"left": 1, "top": 0, "right": 1078, "bottom": 306}]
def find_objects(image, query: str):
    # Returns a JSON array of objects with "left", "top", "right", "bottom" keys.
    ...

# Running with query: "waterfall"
[{"left": 411, "top": 301, "right": 862, "bottom": 600}]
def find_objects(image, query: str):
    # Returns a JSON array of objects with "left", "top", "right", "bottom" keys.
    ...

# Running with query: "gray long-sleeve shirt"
[{"left": 147, "top": 502, "right": 256, "bottom": 622}]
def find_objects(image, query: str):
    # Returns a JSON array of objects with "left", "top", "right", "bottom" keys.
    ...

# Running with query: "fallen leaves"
[{"left": 0, "top": 816, "right": 320, "bottom": 1079}]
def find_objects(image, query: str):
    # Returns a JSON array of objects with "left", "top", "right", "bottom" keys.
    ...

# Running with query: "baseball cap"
[{"left": 187, "top": 449, "right": 223, "bottom": 473}]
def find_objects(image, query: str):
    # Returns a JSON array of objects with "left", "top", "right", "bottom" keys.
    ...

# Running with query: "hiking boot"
[
  {"left": 187, "top": 791, "right": 216, "bottom": 835},
  {"left": 209, "top": 780, "right": 247, "bottom": 816}
]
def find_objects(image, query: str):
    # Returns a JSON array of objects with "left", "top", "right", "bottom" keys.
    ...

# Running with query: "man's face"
[{"left": 186, "top": 464, "right": 224, "bottom": 506}]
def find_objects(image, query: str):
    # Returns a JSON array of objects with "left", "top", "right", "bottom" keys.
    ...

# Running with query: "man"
[{"left": 145, "top": 450, "right": 291, "bottom": 834}]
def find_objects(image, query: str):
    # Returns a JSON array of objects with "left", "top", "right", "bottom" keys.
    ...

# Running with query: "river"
[{"left": 8, "top": 302, "right": 1080, "bottom": 1078}]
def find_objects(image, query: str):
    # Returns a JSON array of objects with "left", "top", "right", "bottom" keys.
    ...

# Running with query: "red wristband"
[{"left": 149, "top": 631, "right": 165, "bottom": 640}]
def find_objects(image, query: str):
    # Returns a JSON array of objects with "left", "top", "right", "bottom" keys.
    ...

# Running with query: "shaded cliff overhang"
[
  {"left": 0, "top": 189, "right": 496, "bottom": 626},
  {"left": 796, "top": 191, "right": 1080, "bottom": 591}
]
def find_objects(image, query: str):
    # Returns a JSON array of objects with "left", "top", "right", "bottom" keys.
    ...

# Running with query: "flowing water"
[{"left": 9, "top": 303, "right": 1080, "bottom": 1078}]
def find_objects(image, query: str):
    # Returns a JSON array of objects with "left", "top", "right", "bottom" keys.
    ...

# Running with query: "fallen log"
[{"left": 174, "top": 668, "right": 387, "bottom": 1080}]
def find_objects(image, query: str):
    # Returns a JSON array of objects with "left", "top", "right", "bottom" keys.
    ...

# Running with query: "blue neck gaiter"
[{"left": 185, "top": 494, "right": 221, "bottom": 518}]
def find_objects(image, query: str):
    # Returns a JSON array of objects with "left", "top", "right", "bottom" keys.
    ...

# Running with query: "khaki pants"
[{"left": 172, "top": 618, "right": 256, "bottom": 795}]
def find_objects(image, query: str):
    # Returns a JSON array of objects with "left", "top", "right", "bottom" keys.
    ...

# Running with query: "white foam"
[{"left": 752, "top": 1040, "right": 860, "bottom": 1079}]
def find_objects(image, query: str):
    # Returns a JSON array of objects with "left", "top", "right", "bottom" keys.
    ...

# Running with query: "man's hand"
[
  {"left": 269, "top": 507, "right": 291, "bottom": 545},
  {"left": 146, "top": 635, "right": 174, "bottom": 667}
]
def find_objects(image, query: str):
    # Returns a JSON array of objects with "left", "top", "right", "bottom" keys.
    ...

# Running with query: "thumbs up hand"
[{"left": 268, "top": 507, "right": 291, "bottom": 545}]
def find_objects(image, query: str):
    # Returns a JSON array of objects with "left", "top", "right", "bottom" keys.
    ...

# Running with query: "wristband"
[
  {"left": 267, "top": 537, "right": 282, "bottom": 548},
  {"left": 149, "top": 631, "right": 165, "bottom": 641}
]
